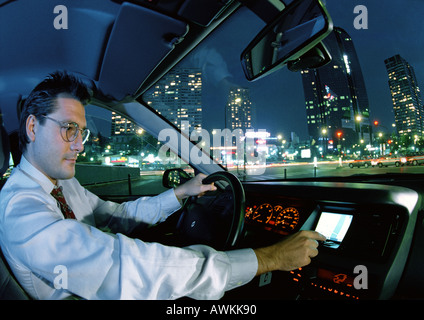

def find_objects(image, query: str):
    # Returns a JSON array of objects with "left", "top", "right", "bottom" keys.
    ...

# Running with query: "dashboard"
[{"left": 228, "top": 180, "right": 423, "bottom": 300}]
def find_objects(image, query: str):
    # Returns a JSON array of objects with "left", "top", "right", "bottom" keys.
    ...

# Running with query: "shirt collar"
[{"left": 18, "top": 156, "right": 56, "bottom": 194}]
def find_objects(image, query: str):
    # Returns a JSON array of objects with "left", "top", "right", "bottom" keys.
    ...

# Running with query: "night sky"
[{"left": 198, "top": 0, "right": 424, "bottom": 141}]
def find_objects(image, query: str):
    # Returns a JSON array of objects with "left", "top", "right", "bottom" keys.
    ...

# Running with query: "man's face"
[{"left": 28, "top": 97, "right": 86, "bottom": 184}]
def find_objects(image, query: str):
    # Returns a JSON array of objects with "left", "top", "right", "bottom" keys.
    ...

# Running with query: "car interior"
[{"left": 0, "top": 0, "right": 423, "bottom": 301}]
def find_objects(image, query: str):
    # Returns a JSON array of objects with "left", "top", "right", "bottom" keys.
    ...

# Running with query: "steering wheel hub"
[{"left": 176, "top": 171, "right": 246, "bottom": 250}]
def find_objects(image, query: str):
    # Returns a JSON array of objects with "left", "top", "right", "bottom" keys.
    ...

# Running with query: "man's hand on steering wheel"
[
  {"left": 173, "top": 171, "right": 246, "bottom": 250},
  {"left": 174, "top": 173, "right": 217, "bottom": 201}
]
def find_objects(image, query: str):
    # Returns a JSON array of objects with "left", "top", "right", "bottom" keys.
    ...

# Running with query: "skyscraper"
[
  {"left": 301, "top": 27, "right": 371, "bottom": 148},
  {"left": 110, "top": 112, "right": 143, "bottom": 154},
  {"left": 145, "top": 67, "right": 203, "bottom": 133},
  {"left": 385, "top": 54, "right": 424, "bottom": 137},
  {"left": 111, "top": 112, "right": 141, "bottom": 136},
  {"left": 225, "top": 87, "right": 256, "bottom": 131},
  {"left": 222, "top": 87, "right": 258, "bottom": 166}
]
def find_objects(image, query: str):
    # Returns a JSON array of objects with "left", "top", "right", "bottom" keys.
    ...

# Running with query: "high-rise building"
[
  {"left": 225, "top": 87, "right": 256, "bottom": 131},
  {"left": 111, "top": 112, "right": 141, "bottom": 136},
  {"left": 110, "top": 112, "right": 143, "bottom": 153},
  {"left": 222, "top": 87, "right": 259, "bottom": 166},
  {"left": 145, "top": 67, "right": 203, "bottom": 133},
  {"left": 301, "top": 27, "right": 371, "bottom": 147},
  {"left": 385, "top": 54, "right": 424, "bottom": 137}
]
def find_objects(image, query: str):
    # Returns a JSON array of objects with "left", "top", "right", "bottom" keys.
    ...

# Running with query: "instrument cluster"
[{"left": 245, "top": 202, "right": 301, "bottom": 234}]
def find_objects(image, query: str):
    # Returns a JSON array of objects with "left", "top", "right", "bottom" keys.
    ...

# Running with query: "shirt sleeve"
[
  {"left": 69, "top": 180, "right": 181, "bottom": 233},
  {"left": 1, "top": 186, "right": 257, "bottom": 300}
]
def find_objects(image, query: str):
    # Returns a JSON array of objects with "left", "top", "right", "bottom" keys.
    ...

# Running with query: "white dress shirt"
[{"left": 0, "top": 156, "right": 257, "bottom": 300}]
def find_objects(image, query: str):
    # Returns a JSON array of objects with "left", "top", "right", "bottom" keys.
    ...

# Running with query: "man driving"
[{"left": 0, "top": 71, "right": 325, "bottom": 299}]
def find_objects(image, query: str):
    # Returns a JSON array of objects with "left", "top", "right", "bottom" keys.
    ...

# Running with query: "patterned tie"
[{"left": 51, "top": 186, "right": 76, "bottom": 220}]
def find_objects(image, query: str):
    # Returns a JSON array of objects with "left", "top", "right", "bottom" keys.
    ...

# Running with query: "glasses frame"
[{"left": 40, "top": 115, "right": 90, "bottom": 144}]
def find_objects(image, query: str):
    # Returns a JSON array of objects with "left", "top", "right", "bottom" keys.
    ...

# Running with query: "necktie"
[{"left": 51, "top": 186, "right": 77, "bottom": 220}]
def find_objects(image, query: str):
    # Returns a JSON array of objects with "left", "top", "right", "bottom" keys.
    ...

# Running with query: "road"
[
  {"left": 232, "top": 161, "right": 424, "bottom": 181},
  {"left": 84, "top": 161, "right": 424, "bottom": 196}
]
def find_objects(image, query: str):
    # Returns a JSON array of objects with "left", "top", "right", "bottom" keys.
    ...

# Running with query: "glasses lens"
[
  {"left": 61, "top": 124, "right": 90, "bottom": 144},
  {"left": 64, "top": 124, "right": 78, "bottom": 142}
]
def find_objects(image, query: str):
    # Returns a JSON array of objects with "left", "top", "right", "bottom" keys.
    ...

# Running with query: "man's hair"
[{"left": 19, "top": 71, "right": 91, "bottom": 152}]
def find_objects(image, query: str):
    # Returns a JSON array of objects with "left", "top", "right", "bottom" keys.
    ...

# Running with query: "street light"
[
  {"left": 355, "top": 115, "right": 363, "bottom": 142},
  {"left": 378, "top": 132, "right": 384, "bottom": 155},
  {"left": 321, "top": 128, "right": 327, "bottom": 157},
  {"left": 336, "top": 131, "right": 343, "bottom": 157},
  {"left": 373, "top": 120, "right": 393, "bottom": 154}
]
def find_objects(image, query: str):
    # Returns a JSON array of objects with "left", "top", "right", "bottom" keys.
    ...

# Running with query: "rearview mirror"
[
  {"left": 287, "top": 41, "right": 332, "bottom": 72},
  {"left": 241, "top": 0, "right": 333, "bottom": 81}
]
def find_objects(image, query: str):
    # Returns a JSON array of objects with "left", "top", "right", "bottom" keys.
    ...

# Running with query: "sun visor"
[{"left": 98, "top": 3, "right": 188, "bottom": 101}]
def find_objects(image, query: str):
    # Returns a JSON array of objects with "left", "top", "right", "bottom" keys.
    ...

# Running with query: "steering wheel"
[{"left": 175, "top": 171, "right": 246, "bottom": 251}]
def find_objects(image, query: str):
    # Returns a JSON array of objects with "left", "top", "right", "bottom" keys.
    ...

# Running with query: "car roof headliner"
[{"left": 0, "top": 0, "right": 239, "bottom": 106}]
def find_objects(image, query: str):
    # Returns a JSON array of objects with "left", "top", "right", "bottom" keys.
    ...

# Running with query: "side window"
[{"left": 76, "top": 105, "right": 191, "bottom": 196}]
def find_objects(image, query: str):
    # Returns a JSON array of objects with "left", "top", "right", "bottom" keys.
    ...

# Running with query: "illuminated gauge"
[
  {"left": 275, "top": 207, "right": 300, "bottom": 230},
  {"left": 251, "top": 203, "right": 274, "bottom": 223},
  {"left": 273, "top": 205, "right": 284, "bottom": 221},
  {"left": 245, "top": 206, "right": 253, "bottom": 219}
]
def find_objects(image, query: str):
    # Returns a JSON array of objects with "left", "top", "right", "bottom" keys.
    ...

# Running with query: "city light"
[{"left": 343, "top": 54, "right": 351, "bottom": 74}]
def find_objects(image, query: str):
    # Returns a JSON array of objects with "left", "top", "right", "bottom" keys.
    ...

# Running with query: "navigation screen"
[{"left": 315, "top": 212, "right": 353, "bottom": 248}]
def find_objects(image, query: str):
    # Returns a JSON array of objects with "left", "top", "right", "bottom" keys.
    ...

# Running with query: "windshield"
[{"left": 142, "top": 1, "right": 424, "bottom": 181}]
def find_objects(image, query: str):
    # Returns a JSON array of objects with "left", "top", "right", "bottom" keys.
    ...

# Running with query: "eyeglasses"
[{"left": 40, "top": 115, "right": 90, "bottom": 144}]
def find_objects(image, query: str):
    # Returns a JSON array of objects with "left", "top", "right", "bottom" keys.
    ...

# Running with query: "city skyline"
[
  {"left": 321, "top": 0, "right": 424, "bottom": 140},
  {"left": 110, "top": 49, "right": 424, "bottom": 147},
  {"left": 93, "top": 0, "right": 424, "bottom": 149},
  {"left": 193, "top": 0, "right": 424, "bottom": 142}
]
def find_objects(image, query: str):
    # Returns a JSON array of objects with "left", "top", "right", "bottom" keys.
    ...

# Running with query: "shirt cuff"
[
  {"left": 165, "top": 188, "right": 182, "bottom": 209},
  {"left": 225, "top": 248, "right": 258, "bottom": 291},
  {"left": 155, "top": 188, "right": 182, "bottom": 222}
]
